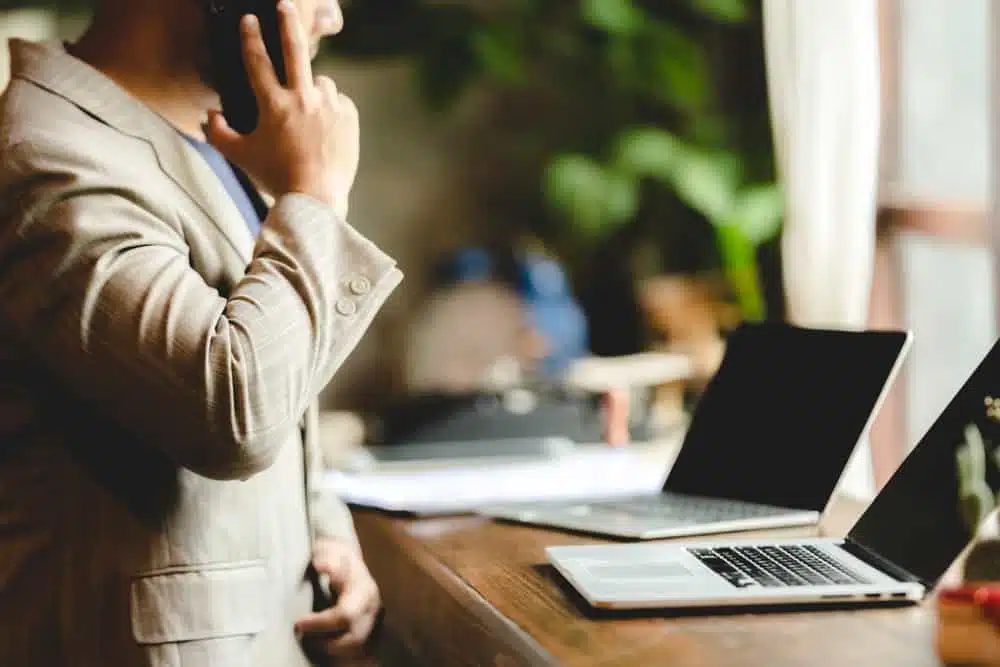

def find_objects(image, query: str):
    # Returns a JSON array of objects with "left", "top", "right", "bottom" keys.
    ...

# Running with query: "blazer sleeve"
[{"left": 0, "top": 138, "right": 402, "bottom": 481}]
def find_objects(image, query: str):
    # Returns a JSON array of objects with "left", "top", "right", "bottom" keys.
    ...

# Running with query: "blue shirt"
[{"left": 183, "top": 135, "right": 266, "bottom": 238}]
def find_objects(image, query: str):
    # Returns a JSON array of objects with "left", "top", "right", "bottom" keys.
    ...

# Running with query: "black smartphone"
[{"left": 204, "top": 0, "right": 287, "bottom": 134}]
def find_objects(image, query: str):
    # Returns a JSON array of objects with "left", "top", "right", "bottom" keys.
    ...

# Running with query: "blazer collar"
[{"left": 9, "top": 38, "right": 255, "bottom": 263}]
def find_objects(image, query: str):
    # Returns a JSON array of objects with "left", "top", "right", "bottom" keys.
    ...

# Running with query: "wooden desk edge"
[
  {"left": 355, "top": 510, "right": 560, "bottom": 667},
  {"left": 355, "top": 498, "right": 957, "bottom": 667}
]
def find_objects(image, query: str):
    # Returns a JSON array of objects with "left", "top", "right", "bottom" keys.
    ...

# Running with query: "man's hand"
[
  {"left": 206, "top": 0, "right": 359, "bottom": 219},
  {"left": 296, "top": 538, "right": 381, "bottom": 660}
]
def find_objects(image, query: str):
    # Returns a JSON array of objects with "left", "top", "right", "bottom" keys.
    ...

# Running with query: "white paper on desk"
[{"left": 324, "top": 449, "right": 667, "bottom": 515}]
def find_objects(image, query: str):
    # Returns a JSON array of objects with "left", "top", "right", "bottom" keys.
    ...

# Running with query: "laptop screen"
[
  {"left": 664, "top": 322, "right": 909, "bottom": 512},
  {"left": 849, "top": 339, "right": 1000, "bottom": 585}
]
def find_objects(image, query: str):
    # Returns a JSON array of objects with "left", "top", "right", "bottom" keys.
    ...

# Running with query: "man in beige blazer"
[{"left": 0, "top": 0, "right": 401, "bottom": 665}]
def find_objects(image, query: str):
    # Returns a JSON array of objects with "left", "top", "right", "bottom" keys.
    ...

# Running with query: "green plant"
[
  {"left": 332, "top": 0, "right": 780, "bottom": 322},
  {"left": 545, "top": 127, "right": 781, "bottom": 320},
  {"left": 956, "top": 422, "right": 1000, "bottom": 533}
]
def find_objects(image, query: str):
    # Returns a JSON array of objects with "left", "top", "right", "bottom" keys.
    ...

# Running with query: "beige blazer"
[{"left": 0, "top": 39, "right": 402, "bottom": 667}]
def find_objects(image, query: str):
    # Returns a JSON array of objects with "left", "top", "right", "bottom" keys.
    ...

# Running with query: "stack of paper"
[{"left": 324, "top": 449, "right": 666, "bottom": 515}]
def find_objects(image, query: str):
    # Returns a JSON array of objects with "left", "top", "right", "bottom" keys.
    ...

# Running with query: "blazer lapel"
[
  {"left": 147, "top": 131, "right": 256, "bottom": 262},
  {"left": 9, "top": 39, "right": 255, "bottom": 264}
]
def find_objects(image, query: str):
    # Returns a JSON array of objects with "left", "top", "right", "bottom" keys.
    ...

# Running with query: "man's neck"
[{"left": 69, "top": 13, "right": 216, "bottom": 139}]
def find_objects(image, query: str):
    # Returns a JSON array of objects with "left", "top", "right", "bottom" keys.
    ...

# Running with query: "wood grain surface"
[{"left": 355, "top": 496, "right": 947, "bottom": 667}]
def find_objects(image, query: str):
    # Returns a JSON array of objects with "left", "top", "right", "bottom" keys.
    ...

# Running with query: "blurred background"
[{"left": 1, "top": 0, "right": 994, "bottom": 497}]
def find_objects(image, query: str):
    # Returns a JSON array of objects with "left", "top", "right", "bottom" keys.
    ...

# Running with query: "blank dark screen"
[
  {"left": 850, "top": 340, "right": 1000, "bottom": 585},
  {"left": 665, "top": 322, "right": 909, "bottom": 512}
]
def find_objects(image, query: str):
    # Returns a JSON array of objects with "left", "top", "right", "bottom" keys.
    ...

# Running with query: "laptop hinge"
[{"left": 841, "top": 538, "right": 925, "bottom": 585}]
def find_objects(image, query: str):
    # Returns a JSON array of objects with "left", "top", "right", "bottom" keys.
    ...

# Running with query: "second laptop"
[{"left": 478, "top": 321, "right": 912, "bottom": 539}]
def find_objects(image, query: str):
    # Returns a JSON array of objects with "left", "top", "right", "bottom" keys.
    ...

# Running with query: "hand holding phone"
[
  {"left": 205, "top": 0, "right": 359, "bottom": 219},
  {"left": 207, "top": 0, "right": 287, "bottom": 134}
]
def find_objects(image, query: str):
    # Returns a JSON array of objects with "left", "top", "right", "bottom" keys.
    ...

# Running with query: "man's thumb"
[
  {"left": 313, "top": 552, "right": 349, "bottom": 584},
  {"left": 203, "top": 110, "right": 243, "bottom": 160}
]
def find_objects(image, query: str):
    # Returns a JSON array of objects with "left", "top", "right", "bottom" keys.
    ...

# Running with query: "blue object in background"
[
  {"left": 445, "top": 247, "right": 495, "bottom": 284},
  {"left": 439, "top": 246, "right": 589, "bottom": 378},
  {"left": 516, "top": 252, "right": 589, "bottom": 377}
]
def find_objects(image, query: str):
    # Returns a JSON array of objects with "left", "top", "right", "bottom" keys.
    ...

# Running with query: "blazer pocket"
[{"left": 130, "top": 561, "right": 268, "bottom": 645}]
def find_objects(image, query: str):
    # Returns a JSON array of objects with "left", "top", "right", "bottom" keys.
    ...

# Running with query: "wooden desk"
[{"left": 355, "top": 497, "right": 943, "bottom": 667}]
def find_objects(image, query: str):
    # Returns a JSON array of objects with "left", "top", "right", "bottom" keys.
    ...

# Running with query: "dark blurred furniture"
[{"left": 371, "top": 391, "right": 603, "bottom": 445}]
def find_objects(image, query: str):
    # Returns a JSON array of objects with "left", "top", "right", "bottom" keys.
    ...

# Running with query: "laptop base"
[
  {"left": 481, "top": 493, "right": 821, "bottom": 540},
  {"left": 545, "top": 537, "right": 925, "bottom": 611}
]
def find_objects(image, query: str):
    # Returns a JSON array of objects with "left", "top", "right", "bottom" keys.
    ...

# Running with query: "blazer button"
[
  {"left": 336, "top": 298, "right": 358, "bottom": 316},
  {"left": 348, "top": 275, "right": 371, "bottom": 296}
]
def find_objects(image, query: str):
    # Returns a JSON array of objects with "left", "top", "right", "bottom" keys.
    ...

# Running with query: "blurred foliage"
[
  {"left": 0, "top": 0, "right": 781, "bottom": 320},
  {"left": 329, "top": 0, "right": 781, "bottom": 321}
]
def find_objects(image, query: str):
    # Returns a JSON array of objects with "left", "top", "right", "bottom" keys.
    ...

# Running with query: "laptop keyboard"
[
  {"left": 600, "top": 493, "right": 797, "bottom": 523},
  {"left": 690, "top": 544, "right": 871, "bottom": 588}
]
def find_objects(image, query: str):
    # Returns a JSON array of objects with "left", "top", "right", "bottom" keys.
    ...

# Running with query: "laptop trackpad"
[
  {"left": 574, "top": 555, "right": 724, "bottom": 601},
  {"left": 588, "top": 562, "right": 694, "bottom": 580}
]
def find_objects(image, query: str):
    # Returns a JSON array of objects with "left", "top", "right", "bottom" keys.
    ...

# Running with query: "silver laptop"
[
  {"left": 480, "top": 322, "right": 912, "bottom": 539},
  {"left": 546, "top": 336, "right": 1000, "bottom": 610}
]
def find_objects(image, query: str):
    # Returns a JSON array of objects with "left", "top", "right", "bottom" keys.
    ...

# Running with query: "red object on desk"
[
  {"left": 937, "top": 583, "right": 1000, "bottom": 664},
  {"left": 940, "top": 584, "right": 1000, "bottom": 623}
]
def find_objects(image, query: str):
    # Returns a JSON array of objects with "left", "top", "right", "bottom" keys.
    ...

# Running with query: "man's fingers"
[
  {"left": 324, "top": 608, "right": 378, "bottom": 658},
  {"left": 204, "top": 109, "right": 244, "bottom": 158},
  {"left": 295, "top": 581, "right": 376, "bottom": 636},
  {"left": 277, "top": 0, "right": 312, "bottom": 90},
  {"left": 315, "top": 75, "right": 336, "bottom": 97},
  {"left": 314, "top": 76, "right": 342, "bottom": 115},
  {"left": 313, "top": 549, "right": 350, "bottom": 587},
  {"left": 315, "top": 78, "right": 357, "bottom": 115},
  {"left": 240, "top": 14, "right": 281, "bottom": 100},
  {"left": 319, "top": 589, "right": 379, "bottom": 657},
  {"left": 294, "top": 607, "right": 350, "bottom": 636}
]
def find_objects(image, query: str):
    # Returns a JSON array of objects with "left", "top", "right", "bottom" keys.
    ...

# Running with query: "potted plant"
[{"left": 937, "top": 417, "right": 1000, "bottom": 665}]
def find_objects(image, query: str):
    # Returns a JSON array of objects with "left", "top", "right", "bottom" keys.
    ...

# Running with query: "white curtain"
[
  {"left": 993, "top": 3, "right": 1000, "bottom": 344},
  {"left": 763, "top": 0, "right": 883, "bottom": 499}
]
